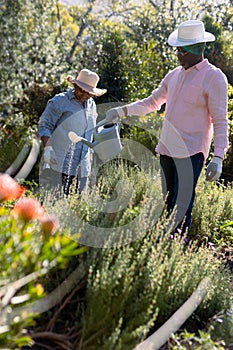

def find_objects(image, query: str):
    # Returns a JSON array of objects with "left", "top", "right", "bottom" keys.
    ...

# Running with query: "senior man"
[
  {"left": 38, "top": 68, "right": 107, "bottom": 195},
  {"left": 105, "top": 20, "right": 229, "bottom": 235}
]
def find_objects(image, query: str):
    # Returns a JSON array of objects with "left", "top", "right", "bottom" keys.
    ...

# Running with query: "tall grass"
[
  {"left": 39, "top": 159, "right": 233, "bottom": 349},
  {"left": 76, "top": 228, "right": 232, "bottom": 349},
  {"left": 190, "top": 176, "right": 233, "bottom": 245}
]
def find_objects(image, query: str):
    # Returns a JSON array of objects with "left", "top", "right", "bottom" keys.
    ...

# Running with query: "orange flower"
[
  {"left": 40, "top": 215, "right": 59, "bottom": 237},
  {"left": 12, "top": 197, "right": 44, "bottom": 222},
  {"left": 0, "top": 173, "right": 25, "bottom": 201}
]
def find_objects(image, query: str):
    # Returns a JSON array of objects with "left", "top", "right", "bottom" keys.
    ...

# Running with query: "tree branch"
[
  {"left": 147, "top": 0, "right": 159, "bottom": 10},
  {"left": 55, "top": 0, "right": 63, "bottom": 42},
  {"left": 66, "top": 0, "right": 96, "bottom": 63}
]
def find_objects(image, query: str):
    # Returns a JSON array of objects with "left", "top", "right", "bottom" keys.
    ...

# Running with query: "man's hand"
[
  {"left": 105, "top": 106, "right": 127, "bottom": 123},
  {"left": 206, "top": 156, "right": 223, "bottom": 182},
  {"left": 43, "top": 146, "right": 57, "bottom": 167}
]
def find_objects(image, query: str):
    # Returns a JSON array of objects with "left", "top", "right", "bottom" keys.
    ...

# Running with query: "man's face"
[
  {"left": 74, "top": 85, "right": 93, "bottom": 104},
  {"left": 175, "top": 45, "right": 203, "bottom": 69},
  {"left": 176, "top": 47, "right": 193, "bottom": 69}
]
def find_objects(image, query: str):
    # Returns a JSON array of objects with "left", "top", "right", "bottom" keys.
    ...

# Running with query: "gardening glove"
[
  {"left": 43, "top": 146, "right": 57, "bottom": 169},
  {"left": 205, "top": 156, "right": 223, "bottom": 182},
  {"left": 105, "top": 106, "right": 127, "bottom": 123}
]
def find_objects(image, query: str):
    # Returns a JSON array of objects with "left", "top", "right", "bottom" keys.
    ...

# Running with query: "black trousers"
[
  {"left": 40, "top": 169, "right": 87, "bottom": 196},
  {"left": 160, "top": 152, "right": 204, "bottom": 234}
]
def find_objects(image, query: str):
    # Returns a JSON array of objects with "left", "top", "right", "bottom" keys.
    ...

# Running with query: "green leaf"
[
  {"left": 14, "top": 335, "right": 33, "bottom": 347},
  {"left": 220, "top": 221, "right": 233, "bottom": 231},
  {"left": 61, "top": 246, "right": 87, "bottom": 257}
]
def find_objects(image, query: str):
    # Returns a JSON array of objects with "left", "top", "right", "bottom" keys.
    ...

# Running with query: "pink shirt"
[{"left": 126, "top": 59, "right": 228, "bottom": 161}]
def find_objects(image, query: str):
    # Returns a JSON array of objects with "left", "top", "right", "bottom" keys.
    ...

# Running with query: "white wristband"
[{"left": 44, "top": 146, "right": 53, "bottom": 151}]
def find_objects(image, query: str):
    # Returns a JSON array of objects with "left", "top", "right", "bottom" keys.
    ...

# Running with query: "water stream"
[{"left": 64, "top": 142, "right": 76, "bottom": 195}]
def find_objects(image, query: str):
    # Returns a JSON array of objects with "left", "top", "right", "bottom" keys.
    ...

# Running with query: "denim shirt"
[{"left": 38, "top": 88, "right": 97, "bottom": 177}]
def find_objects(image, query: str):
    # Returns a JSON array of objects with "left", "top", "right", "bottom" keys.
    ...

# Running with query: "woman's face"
[{"left": 74, "top": 85, "right": 93, "bottom": 104}]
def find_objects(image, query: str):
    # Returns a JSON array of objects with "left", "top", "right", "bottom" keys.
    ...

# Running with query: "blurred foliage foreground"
[{"left": 0, "top": 159, "right": 232, "bottom": 350}]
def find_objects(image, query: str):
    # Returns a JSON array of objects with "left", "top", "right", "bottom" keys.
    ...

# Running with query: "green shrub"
[
  {"left": 0, "top": 113, "right": 35, "bottom": 172},
  {"left": 169, "top": 328, "right": 227, "bottom": 349},
  {"left": 1, "top": 154, "right": 232, "bottom": 349},
  {"left": 77, "top": 229, "right": 232, "bottom": 349},
  {"left": 190, "top": 174, "right": 233, "bottom": 246},
  {"left": 0, "top": 195, "right": 85, "bottom": 349},
  {"left": 53, "top": 160, "right": 232, "bottom": 349}
]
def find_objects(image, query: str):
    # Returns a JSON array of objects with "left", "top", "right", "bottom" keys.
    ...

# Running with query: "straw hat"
[
  {"left": 168, "top": 20, "right": 215, "bottom": 47},
  {"left": 67, "top": 69, "right": 107, "bottom": 96}
]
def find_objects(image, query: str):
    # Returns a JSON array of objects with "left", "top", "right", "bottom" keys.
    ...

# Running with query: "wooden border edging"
[
  {"left": 133, "top": 277, "right": 211, "bottom": 350},
  {"left": 14, "top": 137, "right": 41, "bottom": 180},
  {"left": 5, "top": 143, "right": 31, "bottom": 176}
]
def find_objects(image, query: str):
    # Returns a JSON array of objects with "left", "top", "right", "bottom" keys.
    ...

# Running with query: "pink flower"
[
  {"left": 12, "top": 198, "right": 44, "bottom": 222},
  {"left": 0, "top": 173, "right": 25, "bottom": 201},
  {"left": 40, "top": 215, "right": 59, "bottom": 237},
  {"left": 208, "top": 242, "right": 216, "bottom": 251}
]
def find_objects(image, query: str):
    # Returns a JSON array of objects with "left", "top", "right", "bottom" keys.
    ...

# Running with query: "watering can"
[{"left": 68, "top": 119, "right": 123, "bottom": 161}]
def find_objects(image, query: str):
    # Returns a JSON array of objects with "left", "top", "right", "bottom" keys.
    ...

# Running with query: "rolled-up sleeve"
[
  {"left": 207, "top": 70, "right": 229, "bottom": 159},
  {"left": 38, "top": 97, "right": 62, "bottom": 137},
  {"left": 126, "top": 78, "right": 167, "bottom": 116}
]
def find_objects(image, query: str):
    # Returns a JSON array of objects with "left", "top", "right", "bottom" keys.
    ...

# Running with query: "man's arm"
[
  {"left": 38, "top": 97, "right": 63, "bottom": 142},
  {"left": 205, "top": 70, "right": 228, "bottom": 181},
  {"left": 41, "top": 136, "right": 51, "bottom": 147}
]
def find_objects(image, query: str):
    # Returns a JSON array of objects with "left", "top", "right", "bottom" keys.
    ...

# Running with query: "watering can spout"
[{"left": 68, "top": 131, "right": 94, "bottom": 148}]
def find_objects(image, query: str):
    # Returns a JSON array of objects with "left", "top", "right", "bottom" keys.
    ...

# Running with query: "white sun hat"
[
  {"left": 168, "top": 20, "right": 215, "bottom": 47},
  {"left": 67, "top": 68, "right": 107, "bottom": 96}
]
